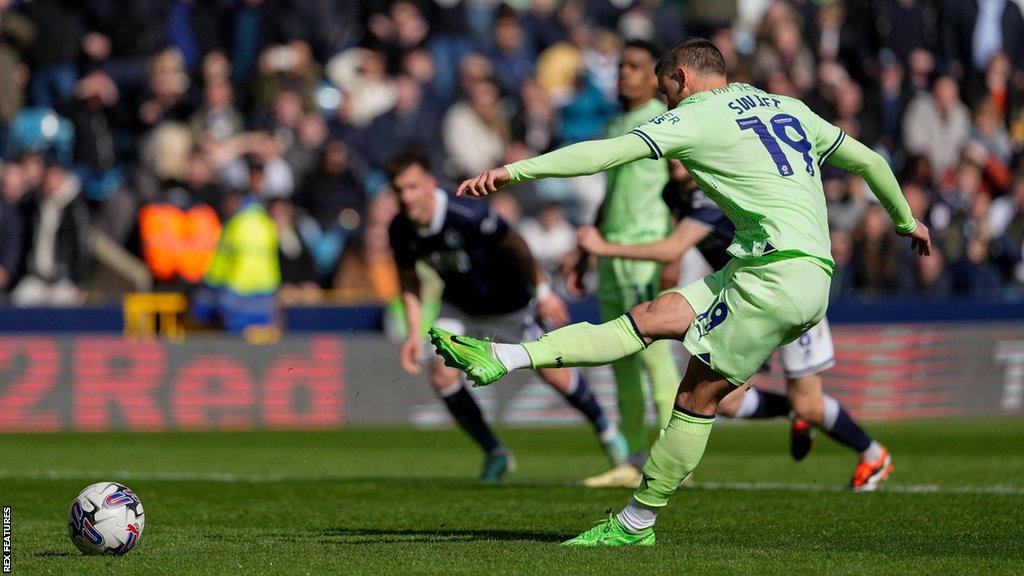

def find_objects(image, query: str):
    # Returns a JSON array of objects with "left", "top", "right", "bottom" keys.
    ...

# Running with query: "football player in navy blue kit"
[{"left": 387, "top": 150, "right": 628, "bottom": 482}]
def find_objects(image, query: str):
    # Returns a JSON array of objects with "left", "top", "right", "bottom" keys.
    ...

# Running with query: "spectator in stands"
[
  {"left": 488, "top": 191, "right": 521, "bottom": 229},
  {"left": 0, "top": 162, "right": 24, "bottom": 293},
  {"left": 944, "top": 193, "right": 1005, "bottom": 296},
  {"left": 518, "top": 202, "right": 575, "bottom": 280},
  {"left": 164, "top": 0, "right": 226, "bottom": 74},
  {"left": 0, "top": 0, "right": 34, "bottom": 125},
  {"left": 825, "top": 175, "right": 868, "bottom": 233},
  {"left": 283, "top": 112, "right": 328, "bottom": 190},
  {"left": 932, "top": 159, "right": 983, "bottom": 238},
  {"left": 903, "top": 75, "right": 972, "bottom": 177},
  {"left": 325, "top": 47, "right": 396, "bottom": 128},
  {"left": 489, "top": 9, "right": 535, "bottom": 96},
  {"left": 138, "top": 48, "right": 194, "bottom": 131},
  {"left": 268, "top": 197, "right": 319, "bottom": 305},
  {"left": 945, "top": 0, "right": 1024, "bottom": 83},
  {"left": 442, "top": 78, "right": 508, "bottom": 179},
  {"left": 872, "top": 0, "right": 941, "bottom": 65},
  {"left": 22, "top": 0, "right": 81, "bottom": 109},
  {"left": 189, "top": 76, "right": 243, "bottom": 142},
  {"left": 851, "top": 204, "right": 901, "bottom": 296},
  {"left": 969, "top": 98, "right": 1013, "bottom": 168},
  {"left": 192, "top": 155, "right": 279, "bottom": 333},
  {"left": 138, "top": 123, "right": 220, "bottom": 286},
  {"left": 211, "top": 131, "right": 294, "bottom": 200},
  {"left": 294, "top": 140, "right": 367, "bottom": 278},
  {"left": 82, "top": 0, "right": 168, "bottom": 89},
  {"left": 755, "top": 19, "right": 815, "bottom": 96},
  {"left": 363, "top": 76, "right": 442, "bottom": 171},
  {"left": 877, "top": 57, "right": 911, "bottom": 152},
  {"left": 511, "top": 78, "right": 559, "bottom": 155},
  {"left": 11, "top": 160, "right": 90, "bottom": 306},
  {"left": 989, "top": 175, "right": 1024, "bottom": 289},
  {"left": 62, "top": 71, "right": 124, "bottom": 203}
]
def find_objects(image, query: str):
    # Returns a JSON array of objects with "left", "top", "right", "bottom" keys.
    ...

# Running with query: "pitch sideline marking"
[{"left": 0, "top": 469, "right": 1022, "bottom": 496}]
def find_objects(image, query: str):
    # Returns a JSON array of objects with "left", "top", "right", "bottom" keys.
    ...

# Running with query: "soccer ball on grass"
[{"left": 67, "top": 482, "right": 145, "bottom": 555}]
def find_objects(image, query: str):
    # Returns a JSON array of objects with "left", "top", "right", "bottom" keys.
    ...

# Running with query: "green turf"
[{"left": 1, "top": 418, "right": 1023, "bottom": 575}]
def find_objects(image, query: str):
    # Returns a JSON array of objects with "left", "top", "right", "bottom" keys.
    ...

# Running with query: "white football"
[{"left": 67, "top": 482, "right": 145, "bottom": 555}]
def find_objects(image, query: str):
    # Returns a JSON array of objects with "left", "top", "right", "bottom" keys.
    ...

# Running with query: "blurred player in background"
[
  {"left": 387, "top": 150, "right": 628, "bottom": 482},
  {"left": 575, "top": 39, "right": 681, "bottom": 489},
  {"left": 578, "top": 165, "right": 892, "bottom": 491},
  {"left": 434, "top": 38, "right": 929, "bottom": 545}
]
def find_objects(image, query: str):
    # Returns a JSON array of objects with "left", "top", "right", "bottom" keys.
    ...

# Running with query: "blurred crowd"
[{"left": 0, "top": 0, "right": 1023, "bottom": 319}]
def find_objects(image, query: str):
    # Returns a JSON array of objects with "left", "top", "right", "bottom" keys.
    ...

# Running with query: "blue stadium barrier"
[
  {"left": 0, "top": 306, "right": 123, "bottom": 332},
  {"left": 0, "top": 297, "right": 1021, "bottom": 334}
]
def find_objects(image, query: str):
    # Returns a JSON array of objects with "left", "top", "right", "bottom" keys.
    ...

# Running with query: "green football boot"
[
  {"left": 561, "top": 514, "right": 655, "bottom": 547},
  {"left": 428, "top": 327, "right": 508, "bottom": 387}
]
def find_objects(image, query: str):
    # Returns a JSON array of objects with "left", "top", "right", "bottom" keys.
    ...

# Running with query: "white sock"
[
  {"left": 564, "top": 370, "right": 580, "bottom": 395},
  {"left": 821, "top": 394, "right": 841, "bottom": 431},
  {"left": 491, "top": 343, "right": 532, "bottom": 371},
  {"left": 733, "top": 388, "right": 761, "bottom": 418},
  {"left": 599, "top": 423, "right": 619, "bottom": 443},
  {"left": 861, "top": 440, "right": 884, "bottom": 462},
  {"left": 437, "top": 380, "right": 464, "bottom": 398},
  {"left": 617, "top": 498, "right": 660, "bottom": 533}
]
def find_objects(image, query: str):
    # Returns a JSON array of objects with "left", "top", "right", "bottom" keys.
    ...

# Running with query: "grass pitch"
[{"left": 1, "top": 418, "right": 1022, "bottom": 575}]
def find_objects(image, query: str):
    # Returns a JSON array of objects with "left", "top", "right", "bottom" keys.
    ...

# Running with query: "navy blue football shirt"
[{"left": 389, "top": 190, "right": 534, "bottom": 315}]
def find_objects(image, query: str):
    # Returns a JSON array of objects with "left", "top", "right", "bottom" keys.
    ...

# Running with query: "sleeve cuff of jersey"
[
  {"left": 504, "top": 163, "right": 523, "bottom": 184},
  {"left": 629, "top": 129, "right": 662, "bottom": 160},
  {"left": 896, "top": 219, "right": 917, "bottom": 234},
  {"left": 817, "top": 130, "right": 846, "bottom": 166}
]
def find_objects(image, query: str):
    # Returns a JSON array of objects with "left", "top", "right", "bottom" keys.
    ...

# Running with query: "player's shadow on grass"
[{"left": 311, "top": 527, "right": 563, "bottom": 545}]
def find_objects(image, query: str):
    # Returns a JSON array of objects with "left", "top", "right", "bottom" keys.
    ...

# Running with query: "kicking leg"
[
  {"left": 430, "top": 360, "right": 512, "bottom": 481},
  {"left": 430, "top": 291, "right": 695, "bottom": 386},
  {"left": 540, "top": 367, "right": 628, "bottom": 466}
]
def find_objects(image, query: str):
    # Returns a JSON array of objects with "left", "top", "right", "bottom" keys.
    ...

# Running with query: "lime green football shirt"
[
  {"left": 600, "top": 98, "right": 671, "bottom": 243},
  {"left": 629, "top": 83, "right": 844, "bottom": 272}
]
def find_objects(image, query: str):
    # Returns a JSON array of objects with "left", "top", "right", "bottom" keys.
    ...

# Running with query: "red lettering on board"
[
  {"left": 263, "top": 338, "right": 344, "bottom": 428},
  {"left": 172, "top": 355, "right": 255, "bottom": 429},
  {"left": 0, "top": 337, "right": 61, "bottom": 431},
  {"left": 74, "top": 338, "right": 167, "bottom": 430}
]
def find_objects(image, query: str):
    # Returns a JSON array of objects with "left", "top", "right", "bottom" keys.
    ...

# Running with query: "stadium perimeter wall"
[{"left": 0, "top": 322, "right": 1021, "bottom": 432}]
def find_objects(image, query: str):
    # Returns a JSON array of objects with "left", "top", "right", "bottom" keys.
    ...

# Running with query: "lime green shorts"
[
  {"left": 672, "top": 256, "right": 831, "bottom": 386},
  {"left": 597, "top": 256, "right": 662, "bottom": 320}
]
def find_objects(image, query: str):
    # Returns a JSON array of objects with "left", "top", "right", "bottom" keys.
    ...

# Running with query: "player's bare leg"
[
  {"left": 538, "top": 367, "right": 629, "bottom": 467},
  {"left": 429, "top": 359, "right": 512, "bottom": 482},
  {"left": 787, "top": 374, "right": 892, "bottom": 490}
]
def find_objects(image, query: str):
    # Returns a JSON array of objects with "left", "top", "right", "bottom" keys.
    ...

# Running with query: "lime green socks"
[
  {"left": 640, "top": 340, "right": 682, "bottom": 429},
  {"left": 522, "top": 315, "right": 646, "bottom": 369},
  {"left": 634, "top": 409, "right": 715, "bottom": 507}
]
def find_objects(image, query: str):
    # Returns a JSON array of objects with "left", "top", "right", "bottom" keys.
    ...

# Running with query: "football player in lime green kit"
[
  {"left": 431, "top": 38, "right": 931, "bottom": 546},
  {"left": 582, "top": 39, "right": 682, "bottom": 489}
]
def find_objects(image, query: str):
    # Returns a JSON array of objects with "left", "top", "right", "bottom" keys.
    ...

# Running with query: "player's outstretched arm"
[
  {"left": 825, "top": 136, "right": 931, "bottom": 255},
  {"left": 457, "top": 134, "right": 651, "bottom": 197},
  {"left": 577, "top": 218, "right": 712, "bottom": 264}
]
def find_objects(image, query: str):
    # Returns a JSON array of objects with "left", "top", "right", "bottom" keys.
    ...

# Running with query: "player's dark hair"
[
  {"left": 623, "top": 39, "right": 661, "bottom": 62},
  {"left": 655, "top": 37, "right": 727, "bottom": 78},
  {"left": 385, "top": 149, "right": 432, "bottom": 181}
]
